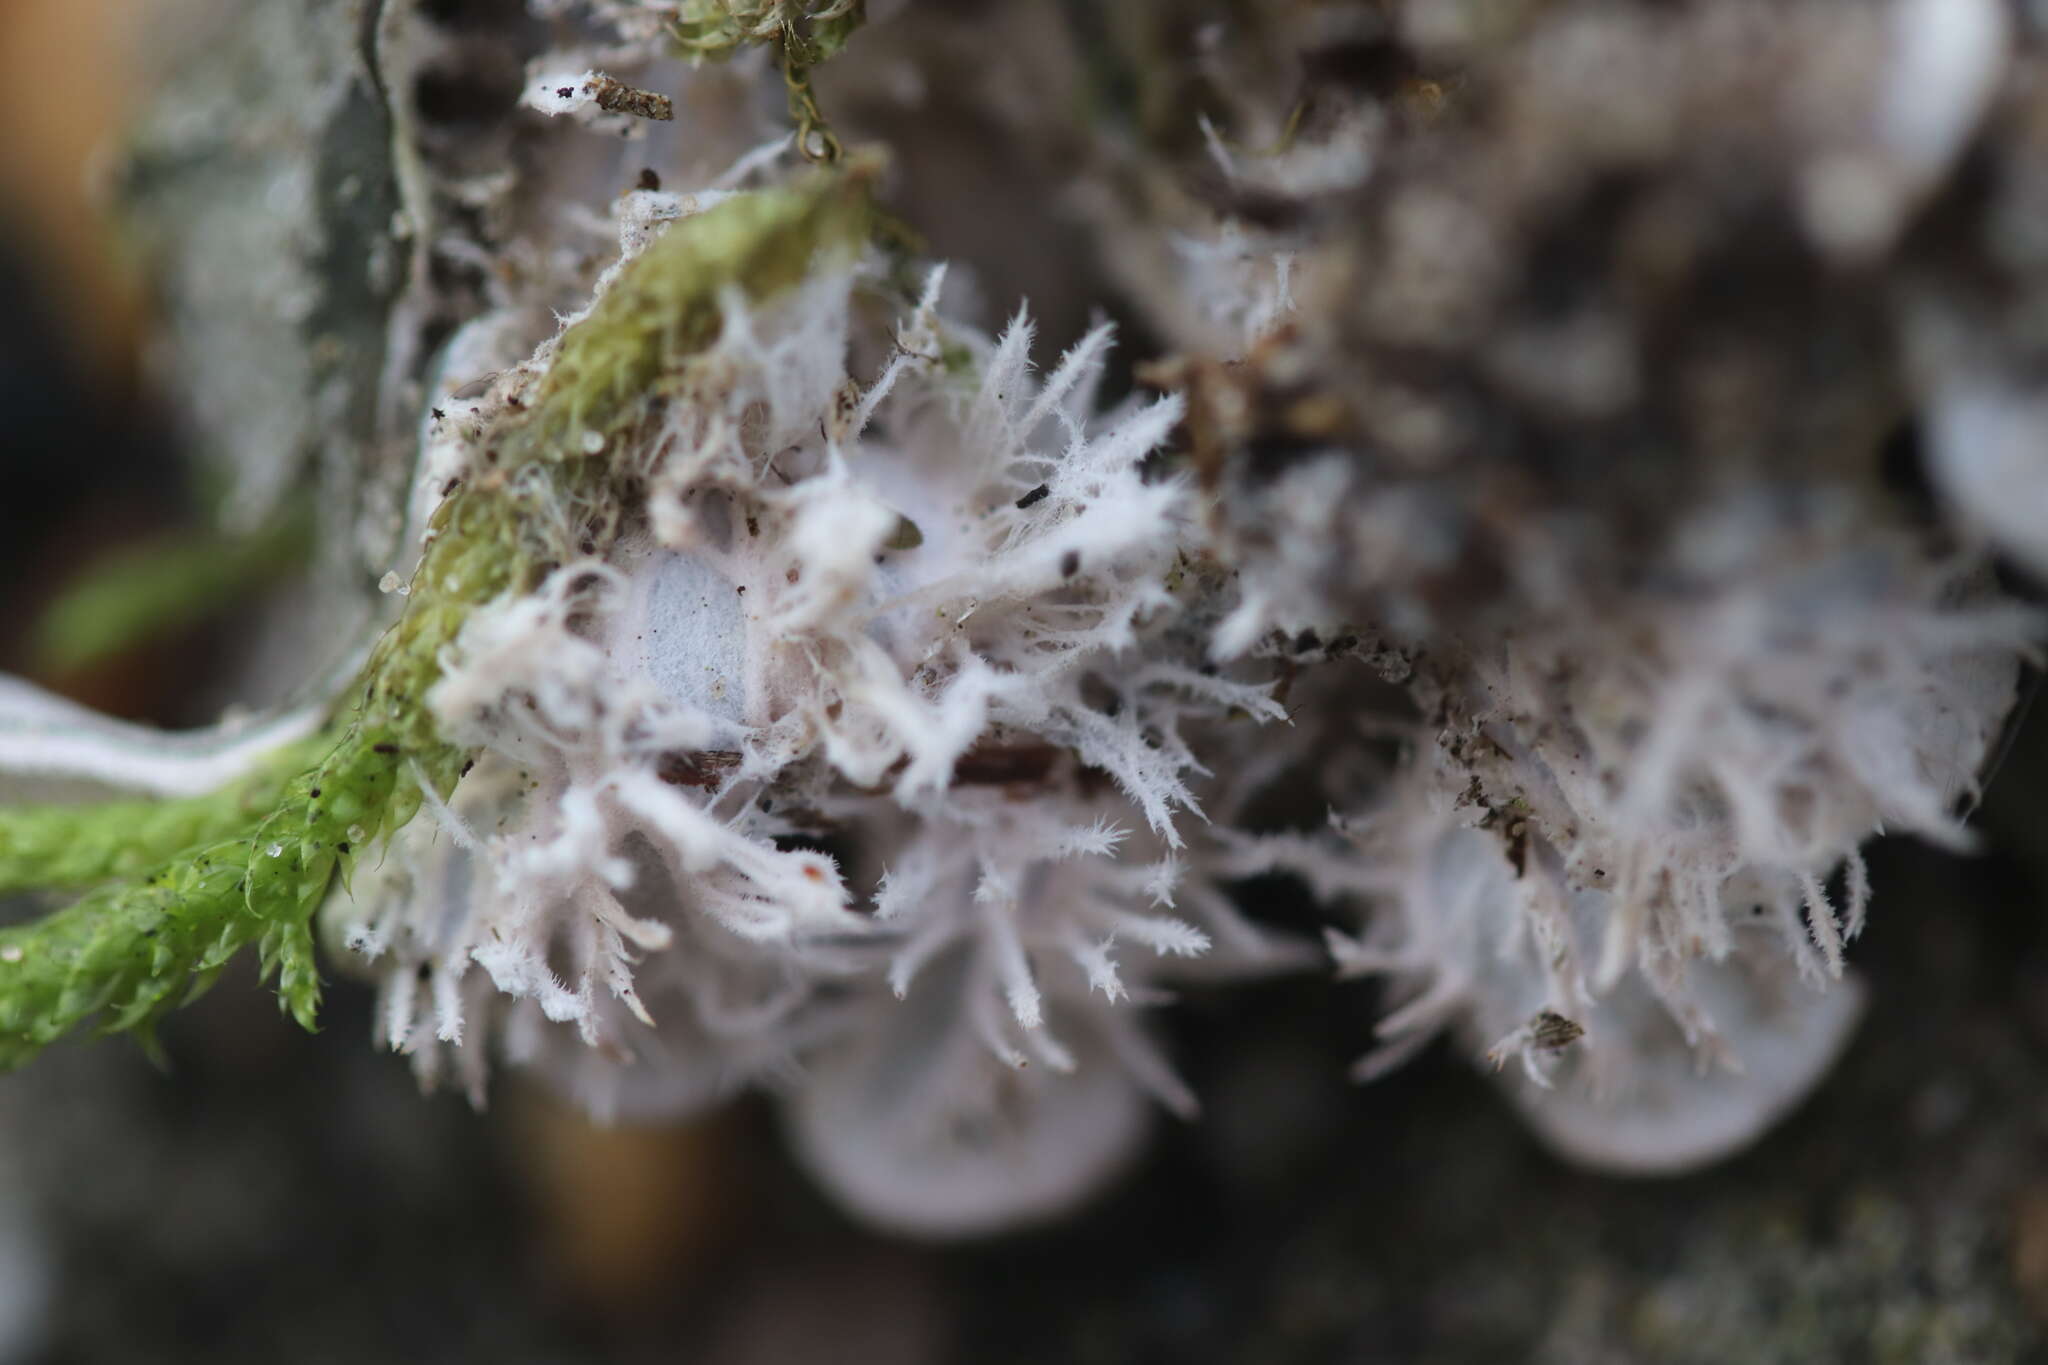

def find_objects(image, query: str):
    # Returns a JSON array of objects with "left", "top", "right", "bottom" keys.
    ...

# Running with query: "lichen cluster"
[
  {"left": 2, "top": 0, "right": 2045, "bottom": 1235},
  {"left": 0, "top": 172, "right": 869, "bottom": 1070}
]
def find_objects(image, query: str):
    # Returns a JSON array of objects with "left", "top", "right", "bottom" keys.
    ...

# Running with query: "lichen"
[
  {"left": 0, "top": 167, "right": 873, "bottom": 1068},
  {"left": 4, "top": 0, "right": 2046, "bottom": 1240}
]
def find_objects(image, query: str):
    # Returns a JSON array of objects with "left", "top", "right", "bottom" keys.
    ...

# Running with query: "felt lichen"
[
  {"left": 0, "top": 168, "right": 874, "bottom": 1069},
  {"left": 5, "top": 0, "right": 2047, "bottom": 1241}
]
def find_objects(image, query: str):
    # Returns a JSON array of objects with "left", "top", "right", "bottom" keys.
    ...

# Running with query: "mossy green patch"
[
  {"left": 669, "top": 2, "right": 866, "bottom": 161},
  {"left": 669, "top": 0, "right": 865, "bottom": 68},
  {"left": 0, "top": 732, "right": 329, "bottom": 895},
  {"left": 507, "top": 162, "right": 874, "bottom": 462},
  {"left": 32, "top": 502, "right": 313, "bottom": 675}
]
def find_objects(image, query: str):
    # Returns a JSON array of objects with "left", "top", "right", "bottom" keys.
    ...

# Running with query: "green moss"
[
  {"left": 669, "top": 2, "right": 867, "bottom": 161},
  {"left": 0, "top": 168, "right": 874, "bottom": 1069},
  {"left": 669, "top": 0, "right": 865, "bottom": 68},
  {"left": 33, "top": 501, "right": 313, "bottom": 674},
  {"left": 507, "top": 163, "right": 874, "bottom": 462},
  {"left": 0, "top": 733, "right": 329, "bottom": 895}
]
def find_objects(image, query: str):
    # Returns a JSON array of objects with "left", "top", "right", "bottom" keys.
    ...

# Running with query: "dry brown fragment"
[
  {"left": 655, "top": 749, "right": 742, "bottom": 791},
  {"left": 591, "top": 75, "right": 673, "bottom": 121},
  {"left": 952, "top": 739, "right": 1064, "bottom": 788},
  {"left": 1529, "top": 1010, "right": 1586, "bottom": 1051}
]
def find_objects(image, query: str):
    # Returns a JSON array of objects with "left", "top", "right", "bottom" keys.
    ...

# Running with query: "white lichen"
[{"left": 6, "top": 0, "right": 2044, "bottom": 1240}]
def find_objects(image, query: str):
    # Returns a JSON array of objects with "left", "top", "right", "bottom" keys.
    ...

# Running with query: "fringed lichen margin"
[{"left": 0, "top": 167, "right": 874, "bottom": 1069}]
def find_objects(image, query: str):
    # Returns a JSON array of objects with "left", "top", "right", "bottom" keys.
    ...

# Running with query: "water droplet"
[
  {"left": 347, "top": 825, "right": 368, "bottom": 844},
  {"left": 266, "top": 843, "right": 285, "bottom": 858}
]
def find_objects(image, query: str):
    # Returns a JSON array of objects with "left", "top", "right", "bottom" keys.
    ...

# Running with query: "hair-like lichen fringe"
[
  {"left": 511, "top": 161, "right": 873, "bottom": 462},
  {"left": 0, "top": 170, "right": 874, "bottom": 1069}
]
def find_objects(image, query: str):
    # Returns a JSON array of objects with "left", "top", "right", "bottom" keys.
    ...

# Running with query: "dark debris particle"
[
  {"left": 1015, "top": 484, "right": 1050, "bottom": 510},
  {"left": 952, "top": 740, "right": 1063, "bottom": 787},
  {"left": 656, "top": 750, "right": 742, "bottom": 791},
  {"left": 1529, "top": 1010, "right": 1585, "bottom": 1050}
]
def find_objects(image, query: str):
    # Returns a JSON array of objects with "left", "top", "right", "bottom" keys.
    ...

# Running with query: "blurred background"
[{"left": 6, "top": 4, "right": 2048, "bottom": 1362}]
